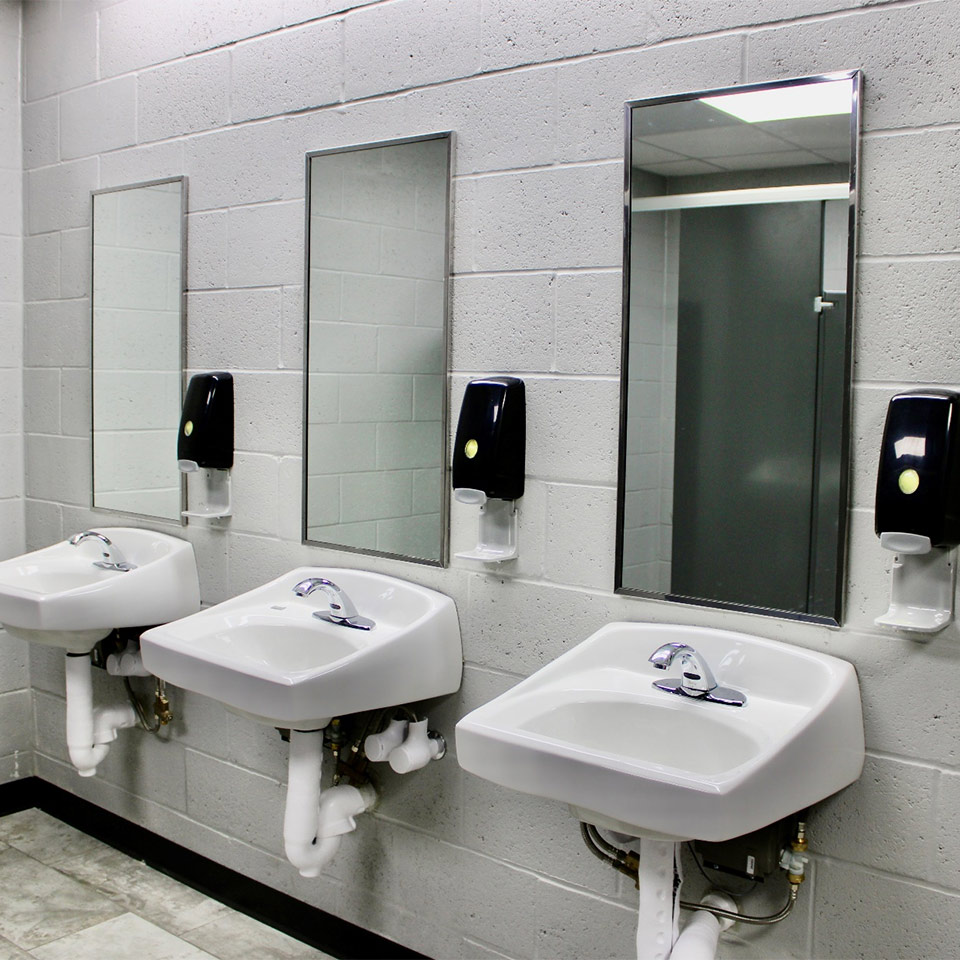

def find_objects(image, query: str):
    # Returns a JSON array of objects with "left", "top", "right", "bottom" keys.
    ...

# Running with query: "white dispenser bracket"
[
  {"left": 455, "top": 491, "right": 518, "bottom": 562},
  {"left": 875, "top": 535, "right": 955, "bottom": 635},
  {"left": 180, "top": 462, "right": 232, "bottom": 520}
]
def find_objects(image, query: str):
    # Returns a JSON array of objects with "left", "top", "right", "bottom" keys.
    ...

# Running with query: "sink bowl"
[
  {"left": 0, "top": 528, "right": 201, "bottom": 653},
  {"left": 455, "top": 622, "right": 864, "bottom": 841},
  {"left": 140, "top": 566, "right": 462, "bottom": 728}
]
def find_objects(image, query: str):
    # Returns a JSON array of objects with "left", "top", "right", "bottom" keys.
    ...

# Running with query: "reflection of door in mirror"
[
  {"left": 303, "top": 134, "right": 451, "bottom": 565},
  {"left": 91, "top": 178, "right": 185, "bottom": 521},
  {"left": 617, "top": 73, "right": 860, "bottom": 624}
]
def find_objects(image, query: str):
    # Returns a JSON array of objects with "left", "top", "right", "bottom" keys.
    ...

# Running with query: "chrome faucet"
[
  {"left": 69, "top": 531, "right": 136, "bottom": 572},
  {"left": 292, "top": 577, "right": 375, "bottom": 631},
  {"left": 648, "top": 641, "right": 745, "bottom": 707}
]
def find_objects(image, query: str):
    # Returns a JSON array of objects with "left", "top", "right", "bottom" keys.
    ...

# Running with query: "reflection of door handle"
[{"left": 814, "top": 296, "right": 835, "bottom": 313}]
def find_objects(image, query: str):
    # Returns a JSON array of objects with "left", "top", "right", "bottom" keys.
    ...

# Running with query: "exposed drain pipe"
[
  {"left": 64, "top": 653, "right": 137, "bottom": 777},
  {"left": 670, "top": 893, "right": 737, "bottom": 960},
  {"left": 283, "top": 729, "right": 377, "bottom": 878}
]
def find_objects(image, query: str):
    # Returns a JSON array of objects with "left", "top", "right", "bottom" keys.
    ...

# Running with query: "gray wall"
[
  {"left": 0, "top": 0, "right": 30, "bottom": 788},
  {"left": 13, "top": 1, "right": 960, "bottom": 958}
]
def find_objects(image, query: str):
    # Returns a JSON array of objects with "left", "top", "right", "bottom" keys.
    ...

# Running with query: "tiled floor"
[{"left": 0, "top": 808, "right": 337, "bottom": 959}]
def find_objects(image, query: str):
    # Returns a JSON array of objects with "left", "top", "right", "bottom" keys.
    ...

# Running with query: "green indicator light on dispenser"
[
  {"left": 898, "top": 468, "right": 920, "bottom": 495},
  {"left": 183, "top": 420, "right": 194, "bottom": 437},
  {"left": 464, "top": 438, "right": 479, "bottom": 459}
]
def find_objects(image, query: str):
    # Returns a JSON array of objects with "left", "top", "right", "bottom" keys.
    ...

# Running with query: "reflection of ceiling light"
[
  {"left": 701, "top": 79, "right": 851, "bottom": 123},
  {"left": 894, "top": 435, "right": 926, "bottom": 459}
]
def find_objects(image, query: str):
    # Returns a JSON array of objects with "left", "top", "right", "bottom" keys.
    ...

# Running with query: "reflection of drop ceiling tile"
[
  {"left": 635, "top": 158, "right": 723, "bottom": 177},
  {"left": 817, "top": 148, "right": 853, "bottom": 164},
  {"left": 703, "top": 149, "right": 829, "bottom": 171},
  {"left": 756, "top": 114, "right": 851, "bottom": 151},
  {"left": 631, "top": 99, "right": 740, "bottom": 136},
  {"left": 637, "top": 124, "right": 793, "bottom": 158},
  {"left": 631, "top": 141, "right": 689, "bottom": 164}
]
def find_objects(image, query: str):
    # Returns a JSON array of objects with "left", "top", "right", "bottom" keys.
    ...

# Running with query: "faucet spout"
[
  {"left": 292, "top": 577, "right": 375, "bottom": 631},
  {"left": 69, "top": 531, "right": 136, "bottom": 572},
  {"left": 647, "top": 641, "right": 746, "bottom": 707}
]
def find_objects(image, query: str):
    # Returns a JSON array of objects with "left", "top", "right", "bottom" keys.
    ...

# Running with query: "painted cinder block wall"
[
  {"left": 14, "top": 0, "right": 960, "bottom": 957},
  {"left": 0, "top": 0, "right": 30, "bottom": 787}
]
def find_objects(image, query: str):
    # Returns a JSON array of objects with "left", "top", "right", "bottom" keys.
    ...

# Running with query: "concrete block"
[
  {"left": 23, "top": 434, "right": 87, "bottom": 504},
  {"left": 231, "top": 371, "right": 303, "bottom": 455},
  {"left": 24, "top": 298, "right": 90, "bottom": 368},
  {"left": 450, "top": 273, "right": 555, "bottom": 373},
  {"left": 340, "top": 274, "right": 418, "bottom": 326},
  {"left": 747, "top": 4, "right": 960, "bottom": 131},
  {"left": 340, "top": 470, "right": 412, "bottom": 523},
  {"left": 23, "top": 233, "right": 59, "bottom": 303},
  {"left": 186, "top": 211, "right": 228, "bottom": 291},
  {"left": 99, "top": 0, "right": 187, "bottom": 79},
  {"left": 23, "top": 368, "right": 59, "bottom": 435},
  {"left": 859, "top": 129, "right": 960, "bottom": 257},
  {"left": 810, "top": 754, "right": 936, "bottom": 880},
  {"left": 523, "top": 376, "right": 620, "bottom": 484},
  {"left": 227, "top": 201, "right": 304, "bottom": 287},
  {"left": 26, "top": 157, "right": 98, "bottom": 234},
  {"left": 544, "top": 482, "right": 617, "bottom": 590},
  {"left": 277, "top": 456, "right": 303, "bottom": 542},
  {"left": 310, "top": 215, "right": 381, "bottom": 275},
  {"left": 308, "top": 322, "right": 378, "bottom": 374},
  {"left": 480, "top": 0, "right": 656, "bottom": 72},
  {"left": 60, "top": 77, "right": 137, "bottom": 160},
  {"left": 0, "top": 435, "right": 22, "bottom": 499},
  {"left": 459, "top": 163, "right": 622, "bottom": 272},
  {"left": 308, "top": 421, "right": 376, "bottom": 474},
  {"left": 854, "top": 260, "right": 960, "bottom": 384},
  {"left": 23, "top": 499, "right": 61, "bottom": 554},
  {"left": 557, "top": 38, "right": 744, "bottom": 163},
  {"left": 935, "top": 771, "right": 960, "bottom": 889},
  {"left": 21, "top": 97, "right": 58, "bottom": 170},
  {"left": 58, "top": 229, "right": 90, "bottom": 301},
  {"left": 814, "top": 860, "right": 960, "bottom": 959},
  {"left": 230, "top": 452, "right": 281, "bottom": 536},
  {"left": 0, "top": 632, "right": 29, "bottom": 694},
  {"left": 280, "top": 285, "right": 304, "bottom": 369},
  {"left": 230, "top": 19, "right": 342, "bottom": 122},
  {"left": 343, "top": 0, "right": 482, "bottom": 100},
  {"left": 22, "top": 1, "right": 97, "bottom": 101},
  {"left": 184, "top": 750, "right": 286, "bottom": 856},
  {"left": 188, "top": 288, "right": 283, "bottom": 371},
  {"left": 185, "top": 119, "right": 302, "bottom": 211},
  {"left": 182, "top": 0, "right": 289, "bottom": 56},
  {"left": 99, "top": 141, "right": 187, "bottom": 194},
  {"left": 139, "top": 51, "right": 231, "bottom": 142},
  {"left": 555, "top": 271, "right": 623, "bottom": 375}
]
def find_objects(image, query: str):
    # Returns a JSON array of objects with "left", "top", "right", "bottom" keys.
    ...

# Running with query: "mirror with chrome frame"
[
  {"left": 91, "top": 177, "right": 186, "bottom": 522},
  {"left": 617, "top": 72, "right": 861, "bottom": 624},
  {"left": 303, "top": 133, "right": 452, "bottom": 565}
]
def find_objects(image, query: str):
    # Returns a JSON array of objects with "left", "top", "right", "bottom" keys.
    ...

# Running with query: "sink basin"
[
  {"left": 0, "top": 528, "right": 201, "bottom": 653},
  {"left": 455, "top": 622, "right": 864, "bottom": 841},
  {"left": 140, "top": 566, "right": 462, "bottom": 728}
]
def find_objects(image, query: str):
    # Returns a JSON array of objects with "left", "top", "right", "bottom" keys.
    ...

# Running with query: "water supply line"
[
  {"left": 283, "top": 729, "right": 377, "bottom": 878},
  {"left": 579, "top": 820, "right": 807, "bottom": 926}
]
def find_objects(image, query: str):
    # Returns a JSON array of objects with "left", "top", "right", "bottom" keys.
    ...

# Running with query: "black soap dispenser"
[
  {"left": 178, "top": 372, "right": 234, "bottom": 519},
  {"left": 452, "top": 377, "right": 525, "bottom": 561},
  {"left": 874, "top": 389, "right": 960, "bottom": 633}
]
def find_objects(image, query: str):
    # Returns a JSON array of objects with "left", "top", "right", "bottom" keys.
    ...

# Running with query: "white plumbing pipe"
[
  {"left": 64, "top": 653, "right": 137, "bottom": 777},
  {"left": 283, "top": 729, "right": 377, "bottom": 878},
  {"left": 669, "top": 893, "right": 738, "bottom": 960}
]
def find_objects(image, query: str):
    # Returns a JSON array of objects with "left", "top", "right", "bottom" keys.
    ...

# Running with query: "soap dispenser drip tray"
[{"left": 456, "top": 498, "right": 518, "bottom": 562}]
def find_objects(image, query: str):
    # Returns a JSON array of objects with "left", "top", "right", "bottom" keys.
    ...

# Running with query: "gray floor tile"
[
  {"left": 0, "top": 810, "right": 109, "bottom": 866},
  {"left": 29, "top": 913, "right": 219, "bottom": 960},
  {"left": 54, "top": 845, "right": 231, "bottom": 937},
  {"left": 0, "top": 848, "right": 123, "bottom": 950},
  {"left": 0, "top": 935, "right": 32, "bottom": 959},
  {"left": 182, "top": 912, "right": 335, "bottom": 960}
]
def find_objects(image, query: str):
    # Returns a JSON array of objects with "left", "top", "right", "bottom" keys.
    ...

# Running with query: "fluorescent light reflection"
[
  {"left": 894, "top": 436, "right": 927, "bottom": 459},
  {"left": 701, "top": 79, "right": 851, "bottom": 123}
]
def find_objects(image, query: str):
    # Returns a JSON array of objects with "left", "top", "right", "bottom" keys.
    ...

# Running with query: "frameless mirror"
[
  {"left": 303, "top": 134, "right": 451, "bottom": 565},
  {"left": 617, "top": 72, "right": 861, "bottom": 624},
  {"left": 92, "top": 177, "right": 186, "bottom": 521}
]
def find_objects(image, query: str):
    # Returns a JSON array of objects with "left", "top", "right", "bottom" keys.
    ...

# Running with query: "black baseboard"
[{"left": 0, "top": 777, "right": 427, "bottom": 960}]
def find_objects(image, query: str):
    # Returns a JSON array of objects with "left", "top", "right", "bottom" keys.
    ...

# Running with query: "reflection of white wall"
[
  {"left": 92, "top": 182, "right": 181, "bottom": 518},
  {"left": 622, "top": 208, "right": 677, "bottom": 593},
  {"left": 306, "top": 139, "right": 446, "bottom": 559}
]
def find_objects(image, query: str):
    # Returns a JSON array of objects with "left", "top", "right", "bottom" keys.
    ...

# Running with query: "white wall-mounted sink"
[
  {"left": 0, "top": 528, "right": 201, "bottom": 653},
  {"left": 140, "top": 566, "right": 462, "bottom": 728},
  {"left": 456, "top": 622, "right": 864, "bottom": 841}
]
